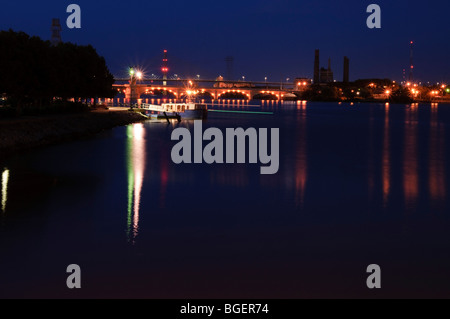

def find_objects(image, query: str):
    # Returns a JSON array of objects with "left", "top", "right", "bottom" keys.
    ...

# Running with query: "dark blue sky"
[{"left": 1, "top": 0, "right": 449, "bottom": 83}]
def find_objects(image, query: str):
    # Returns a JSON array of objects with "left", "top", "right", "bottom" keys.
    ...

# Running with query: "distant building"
[
  {"left": 295, "top": 78, "right": 312, "bottom": 91},
  {"left": 320, "top": 58, "right": 334, "bottom": 83},
  {"left": 314, "top": 50, "right": 334, "bottom": 83},
  {"left": 343, "top": 56, "right": 349, "bottom": 83}
]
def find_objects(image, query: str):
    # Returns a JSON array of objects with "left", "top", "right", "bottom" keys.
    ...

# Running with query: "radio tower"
[
  {"left": 162, "top": 49, "right": 168, "bottom": 86},
  {"left": 51, "top": 19, "right": 62, "bottom": 46},
  {"left": 409, "top": 41, "right": 414, "bottom": 82}
]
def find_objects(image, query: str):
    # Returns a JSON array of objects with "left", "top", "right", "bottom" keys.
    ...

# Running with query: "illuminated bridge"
[{"left": 112, "top": 78, "right": 309, "bottom": 101}]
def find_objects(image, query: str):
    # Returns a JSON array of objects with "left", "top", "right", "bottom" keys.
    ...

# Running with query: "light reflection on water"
[
  {"left": 429, "top": 103, "right": 446, "bottom": 207},
  {"left": 366, "top": 102, "right": 448, "bottom": 214},
  {"left": 403, "top": 104, "right": 419, "bottom": 212},
  {"left": 138, "top": 100, "right": 448, "bottom": 215},
  {"left": 1, "top": 168, "right": 9, "bottom": 213},
  {"left": 294, "top": 101, "right": 307, "bottom": 208},
  {"left": 1, "top": 101, "right": 450, "bottom": 298},
  {"left": 126, "top": 123, "right": 146, "bottom": 243},
  {"left": 382, "top": 104, "right": 390, "bottom": 208}
]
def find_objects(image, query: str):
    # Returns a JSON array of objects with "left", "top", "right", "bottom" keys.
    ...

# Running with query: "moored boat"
[{"left": 141, "top": 102, "right": 208, "bottom": 120}]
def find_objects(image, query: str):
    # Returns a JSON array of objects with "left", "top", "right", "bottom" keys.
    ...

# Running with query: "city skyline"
[{"left": 0, "top": 1, "right": 449, "bottom": 83}]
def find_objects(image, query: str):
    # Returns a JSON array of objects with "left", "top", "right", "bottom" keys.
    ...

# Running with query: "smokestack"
[
  {"left": 343, "top": 56, "right": 349, "bottom": 83},
  {"left": 314, "top": 50, "right": 320, "bottom": 84},
  {"left": 225, "top": 56, "right": 234, "bottom": 81}
]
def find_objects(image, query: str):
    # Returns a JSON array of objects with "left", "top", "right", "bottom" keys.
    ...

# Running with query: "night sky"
[{"left": 1, "top": 0, "right": 449, "bottom": 83}]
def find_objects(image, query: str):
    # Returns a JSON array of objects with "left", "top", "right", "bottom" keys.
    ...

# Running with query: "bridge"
[{"left": 112, "top": 78, "right": 309, "bottom": 101}]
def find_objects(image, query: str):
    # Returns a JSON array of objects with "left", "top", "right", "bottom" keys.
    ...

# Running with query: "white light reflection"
[
  {"left": 2, "top": 168, "right": 9, "bottom": 213},
  {"left": 126, "top": 124, "right": 146, "bottom": 243}
]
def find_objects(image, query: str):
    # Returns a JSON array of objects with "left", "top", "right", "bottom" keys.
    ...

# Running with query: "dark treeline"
[{"left": 0, "top": 29, "right": 116, "bottom": 116}]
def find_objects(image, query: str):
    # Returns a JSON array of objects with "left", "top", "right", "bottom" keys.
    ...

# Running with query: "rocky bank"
[{"left": 0, "top": 109, "right": 147, "bottom": 158}]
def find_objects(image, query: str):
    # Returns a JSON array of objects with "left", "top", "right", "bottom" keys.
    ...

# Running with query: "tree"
[{"left": 0, "top": 29, "right": 116, "bottom": 114}]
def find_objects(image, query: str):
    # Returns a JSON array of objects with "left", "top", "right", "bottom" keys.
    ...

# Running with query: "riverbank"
[{"left": 0, "top": 108, "right": 147, "bottom": 158}]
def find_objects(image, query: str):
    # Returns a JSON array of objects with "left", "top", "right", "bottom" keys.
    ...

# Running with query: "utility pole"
[
  {"left": 162, "top": 49, "right": 168, "bottom": 86},
  {"left": 409, "top": 41, "right": 414, "bottom": 82}
]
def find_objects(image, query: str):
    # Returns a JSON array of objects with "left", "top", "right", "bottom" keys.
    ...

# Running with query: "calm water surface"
[{"left": 1, "top": 101, "right": 450, "bottom": 298}]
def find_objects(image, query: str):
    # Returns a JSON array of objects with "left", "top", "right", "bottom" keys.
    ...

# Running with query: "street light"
[
  {"left": 242, "top": 76, "right": 245, "bottom": 81},
  {"left": 136, "top": 71, "right": 143, "bottom": 80},
  {"left": 129, "top": 67, "right": 136, "bottom": 108}
]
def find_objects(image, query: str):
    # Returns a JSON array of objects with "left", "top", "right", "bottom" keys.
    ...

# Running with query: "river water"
[{"left": 1, "top": 101, "right": 450, "bottom": 298}]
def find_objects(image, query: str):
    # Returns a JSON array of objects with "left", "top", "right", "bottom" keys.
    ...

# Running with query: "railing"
[
  {"left": 114, "top": 78, "right": 294, "bottom": 87},
  {"left": 141, "top": 103, "right": 187, "bottom": 113}
]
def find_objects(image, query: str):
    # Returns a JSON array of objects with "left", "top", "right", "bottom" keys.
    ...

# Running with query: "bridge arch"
[
  {"left": 253, "top": 91, "right": 280, "bottom": 100},
  {"left": 146, "top": 88, "right": 177, "bottom": 99},
  {"left": 216, "top": 89, "right": 251, "bottom": 100}
]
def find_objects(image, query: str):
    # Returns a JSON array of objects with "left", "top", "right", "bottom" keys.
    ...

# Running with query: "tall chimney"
[
  {"left": 343, "top": 56, "right": 349, "bottom": 83},
  {"left": 314, "top": 50, "right": 320, "bottom": 84}
]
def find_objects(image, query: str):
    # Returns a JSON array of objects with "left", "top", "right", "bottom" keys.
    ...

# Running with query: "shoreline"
[{"left": 0, "top": 108, "right": 147, "bottom": 159}]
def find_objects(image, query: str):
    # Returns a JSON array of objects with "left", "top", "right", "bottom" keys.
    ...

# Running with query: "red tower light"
[
  {"left": 162, "top": 50, "right": 169, "bottom": 86},
  {"left": 162, "top": 50, "right": 168, "bottom": 75},
  {"left": 409, "top": 41, "right": 414, "bottom": 82}
]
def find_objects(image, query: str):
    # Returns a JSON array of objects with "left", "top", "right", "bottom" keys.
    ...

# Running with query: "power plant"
[{"left": 314, "top": 50, "right": 349, "bottom": 83}]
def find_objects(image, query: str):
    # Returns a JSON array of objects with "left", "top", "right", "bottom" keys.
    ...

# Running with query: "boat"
[
  {"left": 144, "top": 102, "right": 208, "bottom": 120},
  {"left": 140, "top": 84, "right": 208, "bottom": 121}
]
